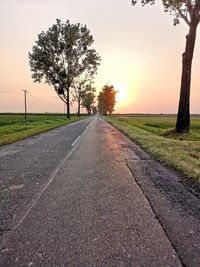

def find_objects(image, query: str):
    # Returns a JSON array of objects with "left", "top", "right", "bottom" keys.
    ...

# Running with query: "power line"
[
  {"left": 29, "top": 93, "right": 66, "bottom": 114},
  {"left": 0, "top": 91, "right": 21, "bottom": 94},
  {"left": 0, "top": 90, "right": 66, "bottom": 113},
  {"left": 29, "top": 93, "right": 55, "bottom": 106}
]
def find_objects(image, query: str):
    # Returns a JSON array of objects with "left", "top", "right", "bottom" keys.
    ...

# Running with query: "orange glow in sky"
[
  {"left": 115, "top": 83, "right": 128, "bottom": 106},
  {"left": 0, "top": 0, "right": 199, "bottom": 114},
  {"left": 113, "top": 83, "right": 130, "bottom": 109}
]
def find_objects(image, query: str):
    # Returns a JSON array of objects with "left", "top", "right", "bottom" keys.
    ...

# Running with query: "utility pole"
[{"left": 22, "top": 89, "right": 28, "bottom": 119}]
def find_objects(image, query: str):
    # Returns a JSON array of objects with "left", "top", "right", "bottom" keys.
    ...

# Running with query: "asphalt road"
[
  {"left": 0, "top": 116, "right": 200, "bottom": 266},
  {"left": 0, "top": 118, "right": 92, "bottom": 235}
]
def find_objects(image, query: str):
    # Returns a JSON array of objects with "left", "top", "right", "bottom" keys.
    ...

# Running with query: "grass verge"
[
  {"left": 106, "top": 115, "right": 200, "bottom": 190},
  {"left": 0, "top": 114, "right": 87, "bottom": 147}
]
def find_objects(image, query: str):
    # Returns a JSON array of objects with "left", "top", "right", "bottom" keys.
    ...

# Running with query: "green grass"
[
  {"left": 106, "top": 115, "right": 200, "bottom": 189},
  {"left": 0, "top": 114, "right": 86, "bottom": 147}
]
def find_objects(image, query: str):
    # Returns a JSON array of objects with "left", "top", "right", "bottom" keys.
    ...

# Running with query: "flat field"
[
  {"left": 0, "top": 114, "right": 85, "bottom": 147},
  {"left": 106, "top": 114, "right": 200, "bottom": 190}
]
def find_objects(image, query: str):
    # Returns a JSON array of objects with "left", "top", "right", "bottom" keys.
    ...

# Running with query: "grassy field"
[
  {"left": 106, "top": 115, "right": 200, "bottom": 190},
  {"left": 0, "top": 114, "right": 86, "bottom": 147}
]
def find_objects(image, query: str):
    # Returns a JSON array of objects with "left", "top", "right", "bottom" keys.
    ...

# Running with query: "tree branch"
[
  {"left": 178, "top": 8, "right": 191, "bottom": 26},
  {"left": 195, "top": 0, "right": 200, "bottom": 6},
  {"left": 57, "top": 93, "right": 67, "bottom": 104},
  {"left": 194, "top": 0, "right": 200, "bottom": 23},
  {"left": 186, "top": 0, "right": 193, "bottom": 19}
]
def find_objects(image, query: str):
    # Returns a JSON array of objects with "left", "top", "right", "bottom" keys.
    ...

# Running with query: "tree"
[
  {"left": 97, "top": 91, "right": 107, "bottom": 115},
  {"left": 82, "top": 88, "right": 96, "bottom": 115},
  {"left": 92, "top": 106, "right": 98, "bottom": 115},
  {"left": 97, "top": 85, "right": 117, "bottom": 115},
  {"left": 72, "top": 74, "right": 94, "bottom": 116},
  {"left": 29, "top": 19, "right": 101, "bottom": 118},
  {"left": 132, "top": 0, "right": 200, "bottom": 133}
]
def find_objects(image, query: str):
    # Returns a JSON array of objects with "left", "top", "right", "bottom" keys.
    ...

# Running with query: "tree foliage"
[
  {"left": 81, "top": 86, "right": 96, "bottom": 115},
  {"left": 98, "top": 85, "right": 117, "bottom": 115},
  {"left": 132, "top": 0, "right": 200, "bottom": 26},
  {"left": 72, "top": 74, "right": 94, "bottom": 116},
  {"left": 29, "top": 19, "right": 101, "bottom": 118},
  {"left": 131, "top": 0, "right": 200, "bottom": 133}
]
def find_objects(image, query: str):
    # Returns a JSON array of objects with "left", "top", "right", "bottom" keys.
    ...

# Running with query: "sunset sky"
[{"left": 0, "top": 0, "right": 199, "bottom": 114}]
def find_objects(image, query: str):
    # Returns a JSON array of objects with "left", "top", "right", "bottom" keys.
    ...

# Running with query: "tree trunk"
[
  {"left": 176, "top": 21, "right": 198, "bottom": 133},
  {"left": 77, "top": 97, "right": 80, "bottom": 117},
  {"left": 67, "top": 88, "right": 70, "bottom": 119}
]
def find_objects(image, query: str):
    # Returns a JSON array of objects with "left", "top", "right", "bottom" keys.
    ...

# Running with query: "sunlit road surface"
[{"left": 0, "top": 116, "right": 200, "bottom": 266}]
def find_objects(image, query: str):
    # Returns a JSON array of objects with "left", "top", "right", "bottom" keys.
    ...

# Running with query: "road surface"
[{"left": 0, "top": 116, "right": 200, "bottom": 266}]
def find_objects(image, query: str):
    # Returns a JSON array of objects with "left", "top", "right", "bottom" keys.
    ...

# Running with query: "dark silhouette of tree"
[
  {"left": 29, "top": 19, "right": 101, "bottom": 118},
  {"left": 97, "top": 85, "right": 117, "bottom": 115},
  {"left": 132, "top": 0, "right": 200, "bottom": 133},
  {"left": 82, "top": 88, "right": 96, "bottom": 115},
  {"left": 98, "top": 91, "right": 107, "bottom": 115}
]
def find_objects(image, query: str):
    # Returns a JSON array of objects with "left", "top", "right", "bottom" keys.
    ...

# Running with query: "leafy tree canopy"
[
  {"left": 98, "top": 85, "right": 117, "bottom": 115},
  {"left": 29, "top": 19, "right": 101, "bottom": 118},
  {"left": 82, "top": 88, "right": 96, "bottom": 115},
  {"left": 72, "top": 74, "right": 95, "bottom": 115},
  {"left": 132, "top": 0, "right": 200, "bottom": 26}
]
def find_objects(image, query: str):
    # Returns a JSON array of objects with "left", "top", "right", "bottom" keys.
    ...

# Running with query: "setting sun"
[{"left": 114, "top": 83, "right": 128, "bottom": 106}]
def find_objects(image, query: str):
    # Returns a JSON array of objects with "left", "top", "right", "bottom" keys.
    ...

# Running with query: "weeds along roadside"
[
  {"left": 105, "top": 115, "right": 200, "bottom": 193},
  {"left": 0, "top": 114, "right": 87, "bottom": 147}
]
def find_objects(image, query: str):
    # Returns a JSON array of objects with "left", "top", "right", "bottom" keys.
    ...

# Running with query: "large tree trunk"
[
  {"left": 176, "top": 21, "right": 198, "bottom": 133},
  {"left": 67, "top": 89, "right": 70, "bottom": 119}
]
